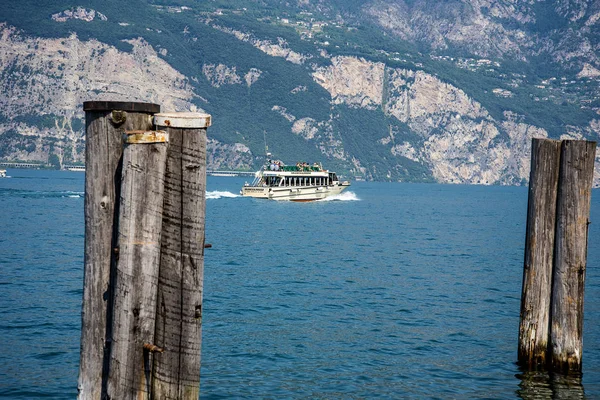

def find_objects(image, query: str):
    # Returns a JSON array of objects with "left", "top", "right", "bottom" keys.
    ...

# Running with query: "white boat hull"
[{"left": 242, "top": 183, "right": 349, "bottom": 201}]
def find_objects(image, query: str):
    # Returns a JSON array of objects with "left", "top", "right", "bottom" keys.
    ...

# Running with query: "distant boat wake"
[
  {"left": 318, "top": 191, "right": 359, "bottom": 201},
  {"left": 206, "top": 190, "right": 240, "bottom": 199}
]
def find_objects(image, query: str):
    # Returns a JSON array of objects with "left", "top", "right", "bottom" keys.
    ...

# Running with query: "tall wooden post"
[
  {"left": 519, "top": 138, "right": 597, "bottom": 374},
  {"left": 550, "top": 140, "right": 597, "bottom": 373},
  {"left": 79, "top": 101, "right": 159, "bottom": 399},
  {"left": 152, "top": 113, "right": 211, "bottom": 399},
  {"left": 518, "top": 138, "right": 561, "bottom": 368},
  {"left": 106, "top": 130, "right": 169, "bottom": 399}
]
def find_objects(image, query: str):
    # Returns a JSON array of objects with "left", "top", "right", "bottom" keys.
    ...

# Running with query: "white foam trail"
[
  {"left": 206, "top": 190, "right": 240, "bottom": 199},
  {"left": 66, "top": 191, "right": 84, "bottom": 198},
  {"left": 319, "top": 191, "right": 360, "bottom": 201}
]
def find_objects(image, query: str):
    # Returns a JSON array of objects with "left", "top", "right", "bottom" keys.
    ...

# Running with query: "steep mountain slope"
[
  {"left": 0, "top": 0, "right": 598, "bottom": 185},
  {"left": 363, "top": 0, "right": 600, "bottom": 67}
]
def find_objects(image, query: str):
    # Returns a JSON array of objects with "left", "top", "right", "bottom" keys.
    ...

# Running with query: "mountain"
[{"left": 0, "top": 0, "right": 598, "bottom": 186}]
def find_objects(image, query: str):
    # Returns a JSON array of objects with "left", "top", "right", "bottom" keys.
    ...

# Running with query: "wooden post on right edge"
[
  {"left": 519, "top": 138, "right": 597, "bottom": 374},
  {"left": 550, "top": 140, "right": 596, "bottom": 373},
  {"left": 518, "top": 138, "right": 561, "bottom": 369},
  {"left": 152, "top": 112, "right": 211, "bottom": 399}
]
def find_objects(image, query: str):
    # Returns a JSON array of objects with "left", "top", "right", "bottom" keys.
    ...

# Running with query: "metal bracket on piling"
[{"left": 124, "top": 130, "right": 169, "bottom": 144}]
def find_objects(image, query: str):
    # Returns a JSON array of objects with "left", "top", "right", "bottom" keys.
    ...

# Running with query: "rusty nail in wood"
[{"left": 143, "top": 343, "right": 164, "bottom": 353}]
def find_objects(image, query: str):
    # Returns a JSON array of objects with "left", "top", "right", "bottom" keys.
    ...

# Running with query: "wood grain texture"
[
  {"left": 106, "top": 139, "right": 168, "bottom": 399},
  {"left": 79, "top": 110, "right": 154, "bottom": 400},
  {"left": 152, "top": 126, "right": 207, "bottom": 399},
  {"left": 550, "top": 140, "right": 597, "bottom": 373},
  {"left": 518, "top": 138, "right": 561, "bottom": 369}
]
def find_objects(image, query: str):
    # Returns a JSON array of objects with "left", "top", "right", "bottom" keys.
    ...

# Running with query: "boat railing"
[{"left": 249, "top": 175, "right": 263, "bottom": 187}]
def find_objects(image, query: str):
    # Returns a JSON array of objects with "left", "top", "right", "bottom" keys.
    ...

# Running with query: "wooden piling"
[
  {"left": 152, "top": 113, "right": 211, "bottom": 399},
  {"left": 550, "top": 140, "right": 597, "bottom": 373},
  {"left": 105, "top": 130, "right": 169, "bottom": 399},
  {"left": 519, "top": 138, "right": 597, "bottom": 374},
  {"left": 79, "top": 101, "right": 159, "bottom": 399},
  {"left": 518, "top": 138, "right": 561, "bottom": 368}
]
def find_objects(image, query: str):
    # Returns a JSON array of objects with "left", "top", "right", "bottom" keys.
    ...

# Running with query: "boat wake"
[
  {"left": 0, "top": 189, "right": 84, "bottom": 198},
  {"left": 206, "top": 190, "right": 240, "bottom": 199},
  {"left": 318, "top": 191, "right": 360, "bottom": 202}
]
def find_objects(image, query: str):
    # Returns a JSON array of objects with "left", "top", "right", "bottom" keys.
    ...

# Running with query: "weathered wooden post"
[
  {"left": 518, "top": 138, "right": 561, "bottom": 368},
  {"left": 519, "top": 138, "right": 596, "bottom": 374},
  {"left": 152, "top": 112, "right": 211, "bottom": 398},
  {"left": 79, "top": 101, "right": 160, "bottom": 399},
  {"left": 106, "top": 130, "right": 169, "bottom": 399},
  {"left": 550, "top": 140, "right": 596, "bottom": 373}
]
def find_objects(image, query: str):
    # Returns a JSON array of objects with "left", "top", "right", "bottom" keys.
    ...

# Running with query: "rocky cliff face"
[
  {"left": 308, "top": 56, "right": 558, "bottom": 185},
  {"left": 0, "top": 24, "right": 252, "bottom": 170}
]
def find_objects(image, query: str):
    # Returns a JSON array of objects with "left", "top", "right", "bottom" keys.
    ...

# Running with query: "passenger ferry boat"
[
  {"left": 0, "top": 169, "right": 6, "bottom": 178},
  {"left": 241, "top": 158, "right": 350, "bottom": 201}
]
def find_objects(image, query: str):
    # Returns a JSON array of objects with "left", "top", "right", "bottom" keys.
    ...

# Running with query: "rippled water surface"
[{"left": 1, "top": 170, "right": 599, "bottom": 399}]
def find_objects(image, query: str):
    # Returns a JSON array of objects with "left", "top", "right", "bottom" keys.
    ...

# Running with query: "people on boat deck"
[
  {"left": 293, "top": 161, "right": 321, "bottom": 171},
  {"left": 268, "top": 160, "right": 282, "bottom": 171},
  {"left": 267, "top": 159, "right": 322, "bottom": 171}
]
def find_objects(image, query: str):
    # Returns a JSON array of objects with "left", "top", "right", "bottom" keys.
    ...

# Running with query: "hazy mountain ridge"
[{"left": 0, "top": 0, "right": 598, "bottom": 186}]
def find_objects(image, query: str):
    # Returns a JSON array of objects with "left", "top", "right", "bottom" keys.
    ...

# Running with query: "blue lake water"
[{"left": 0, "top": 169, "right": 599, "bottom": 399}]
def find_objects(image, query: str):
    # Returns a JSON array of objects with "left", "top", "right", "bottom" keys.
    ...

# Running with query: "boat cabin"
[{"left": 257, "top": 172, "right": 339, "bottom": 188}]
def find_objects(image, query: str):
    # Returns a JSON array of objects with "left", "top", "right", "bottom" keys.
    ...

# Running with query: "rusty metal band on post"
[
  {"left": 124, "top": 130, "right": 169, "bottom": 144},
  {"left": 153, "top": 112, "right": 212, "bottom": 129}
]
